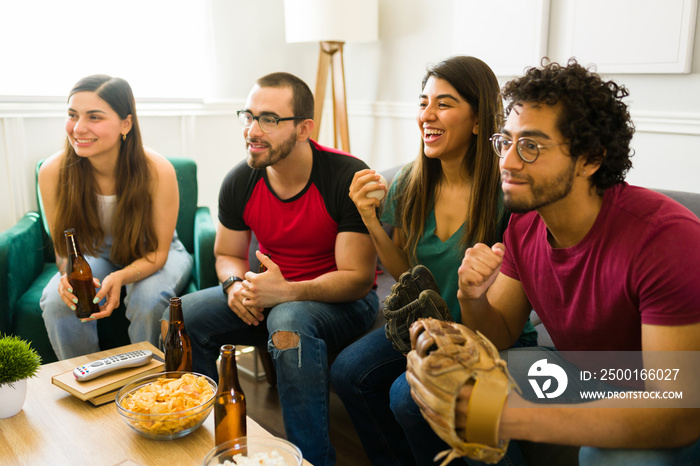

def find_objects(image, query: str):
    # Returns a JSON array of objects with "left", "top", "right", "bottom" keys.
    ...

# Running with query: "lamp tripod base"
[{"left": 312, "top": 41, "right": 350, "bottom": 153}]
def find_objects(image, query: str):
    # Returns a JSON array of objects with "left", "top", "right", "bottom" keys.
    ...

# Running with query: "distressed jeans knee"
[
  {"left": 269, "top": 330, "right": 302, "bottom": 369},
  {"left": 271, "top": 330, "right": 300, "bottom": 349}
]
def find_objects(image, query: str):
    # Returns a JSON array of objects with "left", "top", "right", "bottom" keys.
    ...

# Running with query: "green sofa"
[{"left": 0, "top": 157, "right": 217, "bottom": 363}]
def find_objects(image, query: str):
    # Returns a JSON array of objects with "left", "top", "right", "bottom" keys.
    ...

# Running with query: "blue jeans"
[
  {"left": 331, "top": 327, "right": 416, "bottom": 466},
  {"left": 176, "top": 286, "right": 378, "bottom": 466},
  {"left": 331, "top": 327, "right": 532, "bottom": 466},
  {"left": 41, "top": 237, "right": 192, "bottom": 360},
  {"left": 579, "top": 438, "right": 700, "bottom": 465}
]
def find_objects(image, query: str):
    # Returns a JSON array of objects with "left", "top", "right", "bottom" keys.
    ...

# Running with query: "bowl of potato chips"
[{"left": 116, "top": 371, "right": 217, "bottom": 440}]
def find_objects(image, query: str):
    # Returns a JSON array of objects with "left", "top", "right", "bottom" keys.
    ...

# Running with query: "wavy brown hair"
[
  {"left": 393, "top": 56, "right": 504, "bottom": 263},
  {"left": 52, "top": 75, "right": 157, "bottom": 266}
]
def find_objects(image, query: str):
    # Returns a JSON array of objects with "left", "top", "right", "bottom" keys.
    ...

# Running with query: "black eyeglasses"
[
  {"left": 236, "top": 110, "right": 306, "bottom": 133},
  {"left": 490, "top": 133, "right": 568, "bottom": 163}
]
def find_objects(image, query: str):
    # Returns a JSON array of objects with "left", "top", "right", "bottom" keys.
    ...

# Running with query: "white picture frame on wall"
[
  {"left": 453, "top": 0, "right": 550, "bottom": 77},
  {"left": 561, "top": 0, "right": 698, "bottom": 74}
]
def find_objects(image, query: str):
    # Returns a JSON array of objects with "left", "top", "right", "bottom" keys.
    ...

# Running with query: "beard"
[
  {"left": 246, "top": 132, "right": 297, "bottom": 170},
  {"left": 502, "top": 161, "right": 577, "bottom": 214}
]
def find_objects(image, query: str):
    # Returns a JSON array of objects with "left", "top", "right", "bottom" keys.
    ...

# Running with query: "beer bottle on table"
[
  {"left": 164, "top": 296, "right": 192, "bottom": 372},
  {"left": 214, "top": 344, "right": 246, "bottom": 446},
  {"left": 64, "top": 228, "right": 99, "bottom": 319}
]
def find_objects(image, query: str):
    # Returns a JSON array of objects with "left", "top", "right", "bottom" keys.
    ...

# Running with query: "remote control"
[{"left": 73, "top": 349, "right": 153, "bottom": 382}]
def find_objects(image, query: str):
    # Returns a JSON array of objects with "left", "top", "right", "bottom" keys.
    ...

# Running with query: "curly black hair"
[{"left": 502, "top": 58, "right": 635, "bottom": 194}]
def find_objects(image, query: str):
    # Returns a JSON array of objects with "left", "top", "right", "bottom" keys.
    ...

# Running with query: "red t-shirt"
[
  {"left": 500, "top": 182, "right": 700, "bottom": 351},
  {"left": 218, "top": 140, "right": 369, "bottom": 282}
]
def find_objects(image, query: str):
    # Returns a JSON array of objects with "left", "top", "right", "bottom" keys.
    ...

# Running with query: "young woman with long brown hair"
[{"left": 39, "top": 75, "right": 192, "bottom": 359}]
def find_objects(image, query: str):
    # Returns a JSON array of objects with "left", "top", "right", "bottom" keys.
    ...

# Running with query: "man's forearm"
[
  {"left": 503, "top": 399, "right": 700, "bottom": 448},
  {"left": 459, "top": 294, "right": 519, "bottom": 349},
  {"left": 288, "top": 269, "right": 374, "bottom": 303},
  {"left": 215, "top": 255, "right": 250, "bottom": 283}
]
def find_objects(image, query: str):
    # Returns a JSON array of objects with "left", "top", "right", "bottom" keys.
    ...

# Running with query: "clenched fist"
[{"left": 457, "top": 243, "right": 505, "bottom": 301}]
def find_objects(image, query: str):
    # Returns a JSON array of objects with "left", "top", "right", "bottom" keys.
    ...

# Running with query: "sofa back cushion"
[{"left": 34, "top": 157, "right": 200, "bottom": 256}]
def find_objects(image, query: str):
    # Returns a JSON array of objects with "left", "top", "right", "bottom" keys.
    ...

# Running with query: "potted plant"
[{"left": 0, "top": 334, "right": 41, "bottom": 418}]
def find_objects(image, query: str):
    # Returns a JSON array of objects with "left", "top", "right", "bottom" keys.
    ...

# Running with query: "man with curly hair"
[{"left": 452, "top": 60, "right": 700, "bottom": 464}]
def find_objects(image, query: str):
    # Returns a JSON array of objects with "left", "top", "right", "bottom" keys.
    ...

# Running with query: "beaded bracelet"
[{"left": 130, "top": 263, "right": 141, "bottom": 281}]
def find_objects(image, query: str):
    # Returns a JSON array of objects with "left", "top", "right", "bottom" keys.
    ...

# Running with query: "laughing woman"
[
  {"left": 39, "top": 75, "right": 192, "bottom": 360},
  {"left": 330, "top": 56, "right": 537, "bottom": 465}
]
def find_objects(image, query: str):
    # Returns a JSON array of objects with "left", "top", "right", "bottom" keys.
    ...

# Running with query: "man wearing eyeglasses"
[
  {"left": 169, "top": 72, "right": 378, "bottom": 466},
  {"left": 407, "top": 60, "right": 700, "bottom": 464}
]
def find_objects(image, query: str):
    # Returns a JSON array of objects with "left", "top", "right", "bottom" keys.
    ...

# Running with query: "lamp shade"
[{"left": 284, "top": 0, "right": 378, "bottom": 43}]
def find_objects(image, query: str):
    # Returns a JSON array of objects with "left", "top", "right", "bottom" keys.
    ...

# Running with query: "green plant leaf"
[{"left": 0, "top": 334, "right": 42, "bottom": 386}]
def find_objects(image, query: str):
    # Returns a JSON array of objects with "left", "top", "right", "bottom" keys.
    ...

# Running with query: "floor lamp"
[{"left": 284, "top": 0, "right": 378, "bottom": 153}]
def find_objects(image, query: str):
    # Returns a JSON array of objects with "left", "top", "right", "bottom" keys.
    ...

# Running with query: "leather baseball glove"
[
  {"left": 405, "top": 318, "right": 517, "bottom": 465},
  {"left": 383, "top": 265, "right": 452, "bottom": 354}
]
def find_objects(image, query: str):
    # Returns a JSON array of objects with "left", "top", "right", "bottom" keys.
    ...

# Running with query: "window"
[{"left": 0, "top": 0, "right": 208, "bottom": 98}]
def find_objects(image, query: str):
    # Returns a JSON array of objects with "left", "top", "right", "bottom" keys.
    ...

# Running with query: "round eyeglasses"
[
  {"left": 236, "top": 110, "right": 306, "bottom": 133},
  {"left": 490, "top": 133, "right": 568, "bottom": 163}
]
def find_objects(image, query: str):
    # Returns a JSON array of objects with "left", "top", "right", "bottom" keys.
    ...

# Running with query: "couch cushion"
[
  {"left": 654, "top": 189, "right": 700, "bottom": 219},
  {"left": 13, "top": 263, "right": 60, "bottom": 363},
  {"left": 170, "top": 157, "right": 198, "bottom": 254},
  {"left": 5, "top": 213, "right": 45, "bottom": 314}
]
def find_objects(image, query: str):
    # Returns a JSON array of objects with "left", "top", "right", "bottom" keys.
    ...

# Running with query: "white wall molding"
[{"left": 631, "top": 111, "right": 700, "bottom": 136}]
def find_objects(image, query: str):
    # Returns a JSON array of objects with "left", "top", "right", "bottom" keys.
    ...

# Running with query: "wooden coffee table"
[{"left": 0, "top": 342, "right": 311, "bottom": 465}]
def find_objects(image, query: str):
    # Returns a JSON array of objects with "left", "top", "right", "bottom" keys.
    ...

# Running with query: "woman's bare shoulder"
[
  {"left": 143, "top": 147, "right": 177, "bottom": 193},
  {"left": 143, "top": 147, "right": 175, "bottom": 176},
  {"left": 38, "top": 150, "right": 65, "bottom": 178}
]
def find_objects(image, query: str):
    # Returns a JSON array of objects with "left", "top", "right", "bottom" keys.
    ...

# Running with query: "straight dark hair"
[
  {"left": 394, "top": 56, "right": 504, "bottom": 263},
  {"left": 53, "top": 74, "right": 157, "bottom": 266}
]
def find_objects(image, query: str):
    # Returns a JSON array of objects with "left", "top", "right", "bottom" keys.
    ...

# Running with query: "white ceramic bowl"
[
  {"left": 202, "top": 436, "right": 303, "bottom": 465},
  {"left": 116, "top": 371, "right": 216, "bottom": 440}
]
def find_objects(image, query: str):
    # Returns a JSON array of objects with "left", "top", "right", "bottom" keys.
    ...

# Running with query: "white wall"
[{"left": 2, "top": 0, "right": 700, "bottom": 232}]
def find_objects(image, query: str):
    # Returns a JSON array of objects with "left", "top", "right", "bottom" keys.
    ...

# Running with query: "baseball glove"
[
  {"left": 405, "top": 318, "right": 517, "bottom": 465},
  {"left": 384, "top": 289, "right": 453, "bottom": 354},
  {"left": 383, "top": 265, "right": 452, "bottom": 354}
]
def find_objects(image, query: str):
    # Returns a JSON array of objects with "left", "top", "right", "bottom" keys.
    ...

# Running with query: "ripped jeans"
[{"left": 171, "top": 286, "right": 378, "bottom": 466}]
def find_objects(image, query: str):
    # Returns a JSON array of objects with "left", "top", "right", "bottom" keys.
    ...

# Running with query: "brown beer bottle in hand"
[
  {"left": 259, "top": 253, "right": 271, "bottom": 273},
  {"left": 64, "top": 228, "right": 100, "bottom": 319},
  {"left": 164, "top": 297, "right": 192, "bottom": 372},
  {"left": 214, "top": 344, "right": 246, "bottom": 446}
]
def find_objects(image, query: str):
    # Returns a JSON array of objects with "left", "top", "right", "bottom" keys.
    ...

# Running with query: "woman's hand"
[
  {"left": 84, "top": 273, "right": 123, "bottom": 321},
  {"left": 349, "top": 169, "right": 387, "bottom": 225},
  {"left": 57, "top": 274, "right": 82, "bottom": 312}
]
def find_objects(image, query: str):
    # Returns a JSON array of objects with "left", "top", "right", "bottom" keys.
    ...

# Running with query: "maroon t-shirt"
[
  {"left": 500, "top": 182, "right": 700, "bottom": 351},
  {"left": 218, "top": 140, "right": 369, "bottom": 282}
]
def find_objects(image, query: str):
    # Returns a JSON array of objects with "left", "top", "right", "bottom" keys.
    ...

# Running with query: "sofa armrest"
[
  {"left": 0, "top": 212, "right": 47, "bottom": 333},
  {"left": 193, "top": 206, "right": 217, "bottom": 290}
]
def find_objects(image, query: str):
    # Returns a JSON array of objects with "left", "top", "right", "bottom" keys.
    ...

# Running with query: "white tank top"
[{"left": 97, "top": 194, "right": 116, "bottom": 248}]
